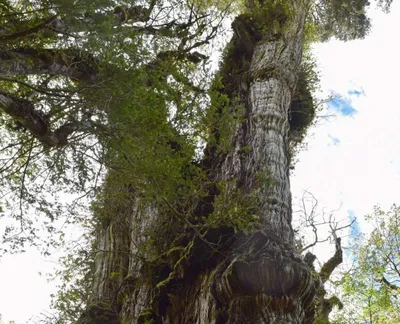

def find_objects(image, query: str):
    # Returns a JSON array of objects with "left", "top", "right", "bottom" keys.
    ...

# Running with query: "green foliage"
[
  {"left": 49, "top": 236, "right": 95, "bottom": 324},
  {"left": 288, "top": 58, "right": 318, "bottom": 150},
  {"left": 137, "top": 309, "right": 157, "bottom": 324},
  {"left": 333, "top": 205, "right": 400, "bottom": 323},
  {"left": 192, "top": 0, "right": 241, "bottom": 11},
  {"left": 0, "top": 0, "right": 222, "bottom": 253},
  {"left": 0, "top": 1, "right": 228, "bottom": 321},
  {"left": 205, "top": 180, "right": 260, "bottom": 233},
  {"left": 205, "top": 85, "right": 240, "bottom": 155},
  {"left": 310, "top": 0, "right": 371, "bottom": 41},
  {"left": 287, "top": 48, "right": 321, "bottom": 167}
]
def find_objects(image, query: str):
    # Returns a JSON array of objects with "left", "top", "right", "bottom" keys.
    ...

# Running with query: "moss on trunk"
[{"left": 79, "top": 1, "right": 318, "bottom": 323}]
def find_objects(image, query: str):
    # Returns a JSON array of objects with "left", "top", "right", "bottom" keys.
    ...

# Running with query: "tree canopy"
[
  {"left": 0, "top": 0, "right": 229, "bottom": 253},
  {"left": 333, "top": 205, "right": 400, "bottom": 323}
]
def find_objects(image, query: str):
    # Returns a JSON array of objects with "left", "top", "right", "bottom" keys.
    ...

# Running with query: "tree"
[
  {"left": 333, "top": 205, "right": 400, "bottom": 323},
  {"left": 293, "top": 191, "right": 356, "bottom": 324},
  {"left": 0, "top": 0, "right": 392, "bottom": 323}
]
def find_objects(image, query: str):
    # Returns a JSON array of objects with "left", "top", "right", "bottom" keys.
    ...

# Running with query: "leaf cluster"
[
  {"left": 334, "top": 205, "right": 400, "bottom": 323},
  {"left": 0, "top": 0, "right": 227, "bottom": 253}
]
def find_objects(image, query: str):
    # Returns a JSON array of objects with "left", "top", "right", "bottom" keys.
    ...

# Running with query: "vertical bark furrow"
[
  {"left": 81, "top": 1, "right": 317, "bottom": 323},
  {"left": 121, "top": 202, "right": 159, "bottom": 319},
  {"left": 91, "top": 223, "right": 129, "bottom": 301},
  {"left": 247, "top": 79, "right": 292, "bottom": 241}
]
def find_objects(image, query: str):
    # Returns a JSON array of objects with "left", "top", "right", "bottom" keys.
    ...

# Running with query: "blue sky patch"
[
  {"left": 348, "top": 210, "right": 360, "bottom": 238},
  {"left": 344, "top": 210, "right": 360, "bottom": 260},
  {"left": 348, "top": 88, "right": 365, "bottom": 97},
  {"left": 329, "top": 97, "right": 358, "bottom": 117},
  {"left": 328, "top": 134, "right": 340, "bottom": 146}
]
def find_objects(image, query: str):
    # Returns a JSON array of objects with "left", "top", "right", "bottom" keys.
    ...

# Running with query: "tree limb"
[
  {"left": 380, "top": 275, "right": 400, "bottom": 292},
  {"left": 0, "top": 48, "right": 99, "bottom": 82},
  {"left": 319, "top": 237, "right": 343, "bottom": 284},
  {"left": 114, "top": 0, "right": 157, "bottom": 24},
  {"left": 0, "top": 15, "right": 58, "bottom": 41},
  {"left": 0, "top": 89, "right": 77, "bottom": 147}
]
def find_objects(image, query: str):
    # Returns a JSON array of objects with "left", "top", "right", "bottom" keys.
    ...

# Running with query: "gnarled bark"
[{"left": 79, "top": 1, "right": 317, "bottom": 323}]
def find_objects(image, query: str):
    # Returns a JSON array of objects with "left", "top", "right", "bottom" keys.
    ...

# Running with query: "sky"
[
  {"left": 1, "top": 2, "right": 400, "bottom": 323},
  {"left": 291, "top": 2, "right": 400, "bottom": 261}
]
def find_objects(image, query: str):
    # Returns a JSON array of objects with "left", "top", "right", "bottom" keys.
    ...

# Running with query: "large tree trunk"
[{"left": 79, "top": 1, "right": 316, "bottom": 323}]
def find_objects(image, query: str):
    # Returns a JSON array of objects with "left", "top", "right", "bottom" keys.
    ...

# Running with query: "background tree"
[
  {"left": 292, "top": 191, "right": 356, "bottom": 324},
  {"left": 0, "top": 0, "right": 393, "bottom": 323},
  {"left": 332, "top": 205, "right": 400, "bottom": 323}
]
